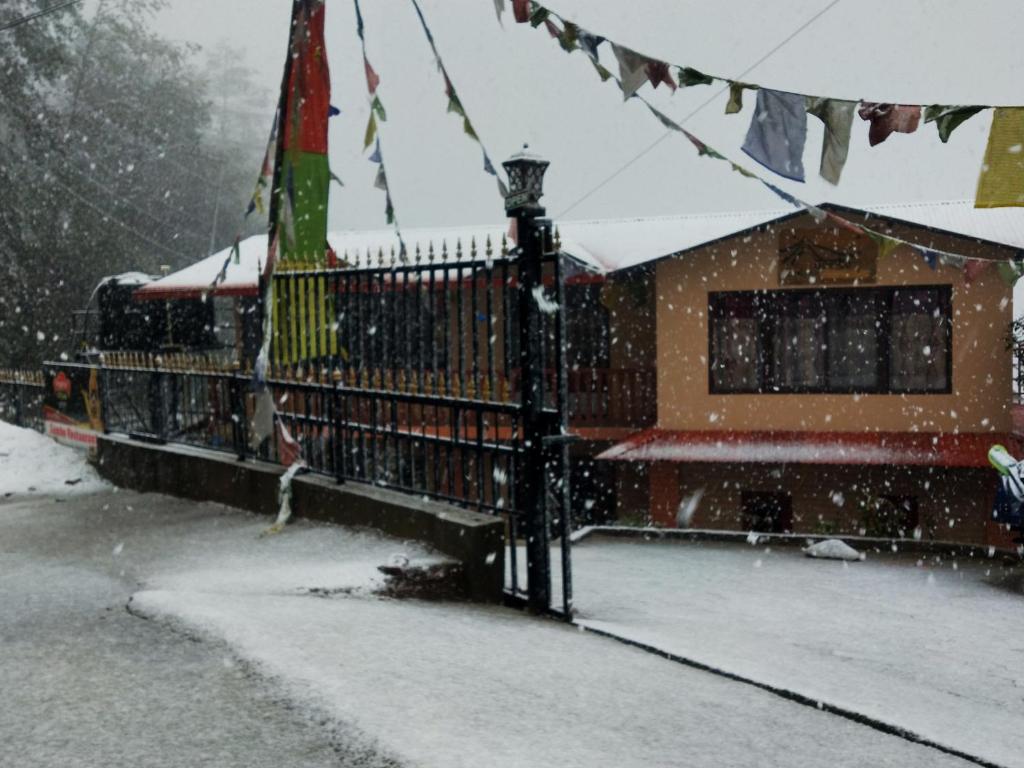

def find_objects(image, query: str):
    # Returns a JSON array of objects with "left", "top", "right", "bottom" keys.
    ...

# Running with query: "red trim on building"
[
  {"left": 597, "top": 429, "right": 1017, "bottom": 469},
  {"left": 133, "top": 284, "right": 260, "bottom": 301}
]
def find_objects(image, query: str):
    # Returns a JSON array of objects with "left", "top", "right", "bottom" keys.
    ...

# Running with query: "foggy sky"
[{"left": 140, "top": 0, "right": 1023, "bottom": 238}]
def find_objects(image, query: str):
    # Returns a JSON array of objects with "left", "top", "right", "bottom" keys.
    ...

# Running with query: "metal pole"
[{"left": 518, "top": 211, "right": 552, "bottom": 612}]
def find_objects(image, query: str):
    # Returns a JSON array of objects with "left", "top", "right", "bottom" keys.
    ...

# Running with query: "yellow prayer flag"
[{"left": 975, "top": 108, "right": 1024, "bottom": 208}]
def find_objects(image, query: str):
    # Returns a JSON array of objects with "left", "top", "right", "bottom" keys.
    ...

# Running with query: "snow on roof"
[
  {"left": 597, "top": 429, "right": 1017, "bottom": 468},
  {"left": 100, "top": 271, "right": 154, "bottom": 287},
  {"left": 134, "top": 201, "right": 1024, "bottom": 300},
  {"left": 134, "top": 236, "right": 267, "bottom": 300},
  {"left": 850, "top": 200, "right": 1024, "bottom": 251}
]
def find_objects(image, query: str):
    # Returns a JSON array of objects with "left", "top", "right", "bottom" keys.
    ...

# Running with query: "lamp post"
[{"left": 504, "top": 146, "right": 553, "bottom": 613}]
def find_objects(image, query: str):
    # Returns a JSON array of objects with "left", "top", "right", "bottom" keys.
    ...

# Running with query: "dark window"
[{"left": 708, "top": 285, "right": 951, "bottom": 394}]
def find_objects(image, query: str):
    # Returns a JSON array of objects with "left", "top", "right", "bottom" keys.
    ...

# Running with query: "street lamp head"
[{"left": 503, "top": 144, "right": 549, "bottom": 217}]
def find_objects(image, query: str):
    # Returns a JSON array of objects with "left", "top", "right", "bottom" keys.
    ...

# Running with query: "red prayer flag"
[
  {"left": 963, "top": 259, "right": 990, "bottom": 284},
  {"left": 364, "top": 55, "right": 380, "bottom": 95},
  {"left": 645, "top": 61, "right": 677, "bottom": 92},
  {"left": 513, "top": 0, "right": 530, "bottom": 23}
]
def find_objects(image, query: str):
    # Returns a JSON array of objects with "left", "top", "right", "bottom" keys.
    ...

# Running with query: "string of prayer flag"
[
  {"left": 502, "top": 1, "right": 1024, "bottom": 206},
  {"left": 516, "top": 3, "right": 1016, "bottom": 284},
  {"left": 353, "top": 0, "right": 407, "bottom": 255},
  {"left": 408, "top": 0, "right": 510, "bottom": 198}
]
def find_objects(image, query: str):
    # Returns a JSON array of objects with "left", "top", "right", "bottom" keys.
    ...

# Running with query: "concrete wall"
[
  {"left": 654, "top": 211, "right": 1016, "bottom": 434},
  {"left": 646, "top": 461, "right": 1016, "bottom": 549},
  {"left": 96, "top": 435, "right": 505, "bottom": 601}
]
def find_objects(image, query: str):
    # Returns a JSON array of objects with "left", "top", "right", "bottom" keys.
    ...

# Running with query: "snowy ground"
[
  {"left": 569, "top": 534, "right": 1024, "bottom": 768},
  {"left": 0, "top": 420, "right": 106, "bottom": 497},
  {"left": 1, "top": 490, "right": 983, "bottom": 768}
]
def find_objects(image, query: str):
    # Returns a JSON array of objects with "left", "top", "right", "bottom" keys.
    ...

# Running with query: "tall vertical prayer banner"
[
  {"left": 265, "top": 0, "right": 336, "bottom": 367},
  {"left": 268, "top": 0, "right": 332, "bottom": 270},
  {"left": 976, "top": 108, "right": 1024, "bottom": 209}
]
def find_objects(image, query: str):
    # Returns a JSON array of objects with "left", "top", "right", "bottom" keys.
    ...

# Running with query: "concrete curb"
[
  {"left": 570, "top": 525, "right": 1021, "bottom": 561},
  {"left": 96, "top": 434, "right": 505, "bottom": 602}
]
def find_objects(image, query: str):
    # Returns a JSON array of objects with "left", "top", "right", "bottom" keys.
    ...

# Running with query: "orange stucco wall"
[{"left": 655, "top": 213, "right": 1016, "bottom": 434}]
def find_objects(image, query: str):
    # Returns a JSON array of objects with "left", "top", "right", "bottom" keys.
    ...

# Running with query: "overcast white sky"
[{"left": 133, "top": 0, "right": 1024, "bottom": 234}]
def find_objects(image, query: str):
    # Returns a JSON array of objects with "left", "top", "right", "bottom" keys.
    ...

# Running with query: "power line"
[
  {"left": 0, "top": 0, "right": 84, "bottom": 33},
  {"left": 556, "top": 0, "right": 842, "bottom": 218}
]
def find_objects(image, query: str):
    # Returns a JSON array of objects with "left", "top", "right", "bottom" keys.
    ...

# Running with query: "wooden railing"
[{"left": 563, "top": 368, "right": 656, "bottom": 429}]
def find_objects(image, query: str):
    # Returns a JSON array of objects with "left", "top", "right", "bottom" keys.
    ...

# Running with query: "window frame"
[{"left": 707, "top": 285, "right": 952, "bottom": 396}]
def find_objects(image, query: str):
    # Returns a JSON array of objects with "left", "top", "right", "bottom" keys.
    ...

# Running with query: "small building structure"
[{"left": 596, "top": 201, "right": 1024, "bottom": 548}]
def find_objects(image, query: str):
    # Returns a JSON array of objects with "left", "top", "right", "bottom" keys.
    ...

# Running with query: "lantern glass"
[{"left": 503, "top": 145, "right": 549, "bottom": 215}]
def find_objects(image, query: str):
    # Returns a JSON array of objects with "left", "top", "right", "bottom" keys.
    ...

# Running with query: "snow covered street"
[
  {"left": 0, "top": 492, "right": 409, "bottom": 767},
  {"left": 0, "top": 480, "right": 993, "bottom": 768},
  {"left": 0, "top": 426, "right": 1013, "bottom": 767},
  {"left": 569, "top": 534, "right": 1024, "bottom": 768}
]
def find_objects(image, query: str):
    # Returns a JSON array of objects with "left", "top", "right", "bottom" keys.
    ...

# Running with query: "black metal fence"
[{"left": 0, "top": 370, "right": 45, "bottom": 432}]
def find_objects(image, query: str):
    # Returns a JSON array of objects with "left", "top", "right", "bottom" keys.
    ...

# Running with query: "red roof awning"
[{"left": 596, "top": 429, "right": 1017, "bottom": 468}]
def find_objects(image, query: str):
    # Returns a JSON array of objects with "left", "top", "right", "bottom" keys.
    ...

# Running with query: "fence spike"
[
  {"left": 554, "top": 225, "right": 562, "bottom": 253},
  {"left": 470, "top": 236, "right": 477, "bottom": 261},
  {"left": 455, "top": 238, "right": 463, "bottom": 261},
  {"left": 415, "top": 242, "right": 422, "bottom": 264},
  {"left": 501, "top": 232, "right": 509, "bottom": 257},
  {"left": 441, "top": 240, "right": 448, "bottom": 262}
]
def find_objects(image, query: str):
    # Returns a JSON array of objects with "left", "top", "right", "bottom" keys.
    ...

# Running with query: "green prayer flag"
[
  {"left": 924, "top": 105, "right": 985, "bottom": 143},
  {"left": 560, "top": 20, "right": 579, "bottom": 51},
  {"left": 371, "top": 95, "right": 387, "bottom": 121},
  {"left": 678, "top": 67, "right": 713, "bottom": 87},
  {"left": 463, "top": 117, "right": 478, "bottom": 140},
  {"left": 997, "top": 260, "right": 1024, "bottom": 285},
  {"left": 529, "top": 6, "right": 549, "bottom": 27},
  {"left": 447, "top": 93, "right": 466, "bottom": 118}
]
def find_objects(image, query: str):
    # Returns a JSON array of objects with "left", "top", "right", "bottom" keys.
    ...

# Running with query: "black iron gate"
[{"left": 266, "top": 225, "right": 572, "bottom": 613}]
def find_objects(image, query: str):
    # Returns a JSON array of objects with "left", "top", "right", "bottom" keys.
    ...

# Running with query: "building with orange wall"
[{"left": 593, "top": 202, "right": 1024, "bottom": 549}]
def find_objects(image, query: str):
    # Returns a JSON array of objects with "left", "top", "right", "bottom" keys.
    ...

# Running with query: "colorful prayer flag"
[
  {"left": 806, "top": 98, "right": 855, "bottom": 185},
  {"left": 924, "top": 105, "right": 984, "bottom": 143},
  {"left": 857, "top": 103, "right": 921, "bottom": 146},
  {"left": 741, "top": 89, "right": 807, "bottom": 182},
  {"left": 975, "top": 108, "right": 1024, "bottom": 208},
  {"left": 678, "top": 67, "right": 713, "bottom": 87},
  {"left": 364, "top": 55, "right": 380, "bottom": 95},
  {"left": 268, "top": 0, "right": 332, "bottom": 269}
]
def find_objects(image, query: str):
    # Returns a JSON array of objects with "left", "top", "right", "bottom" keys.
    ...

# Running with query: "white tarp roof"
[{"left": 134, "top": 201, "right": 1024, "bottom": 300}]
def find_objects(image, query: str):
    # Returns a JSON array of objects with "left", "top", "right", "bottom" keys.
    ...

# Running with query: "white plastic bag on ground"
[{"left": 803, "top": 538, "right": 863, "bottom": 561}]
